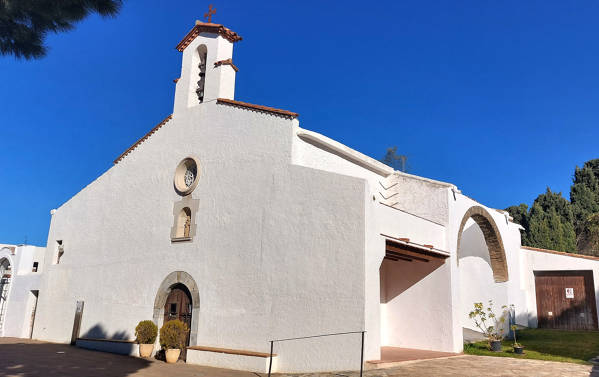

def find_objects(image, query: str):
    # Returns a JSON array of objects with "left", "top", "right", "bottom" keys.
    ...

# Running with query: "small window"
[
  {"left": 170, "top": 303, "right": 177, "bottom": 315},
  {"left": 32, "top": 262, "right": 38, "bottom": 273},
  {"left": 56, "top": 240, "right": 64, "bottom": 264}
]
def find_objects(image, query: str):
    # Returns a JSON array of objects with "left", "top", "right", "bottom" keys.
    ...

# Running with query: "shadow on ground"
[{"left": 0, "top": 338, "right": 151, "bottom": 377}]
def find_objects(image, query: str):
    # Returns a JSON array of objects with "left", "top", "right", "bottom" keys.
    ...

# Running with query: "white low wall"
[
  {"left": 75, "top": 339, "right": 138, "bottom": 356},
  {"left": 186, "top": 348, "right": 276, "bottom": 373}
]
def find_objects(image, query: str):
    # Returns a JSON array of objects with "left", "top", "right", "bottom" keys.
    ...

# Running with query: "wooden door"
[
  {"left": 163, "top": 286, "right": 192, "bottom": 359},
  {"left": 535, "top": 270, "right": 598, "bottom": 330}
]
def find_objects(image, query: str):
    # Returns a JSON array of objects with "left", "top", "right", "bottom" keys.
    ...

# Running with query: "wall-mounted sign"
[{"left": 565, "top": 288, "right": 574, "bottom": 299}]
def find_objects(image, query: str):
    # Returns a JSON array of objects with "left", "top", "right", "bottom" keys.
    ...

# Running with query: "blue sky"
[{"left": 1, "top": 0, "right": 598, "bottom": 246}]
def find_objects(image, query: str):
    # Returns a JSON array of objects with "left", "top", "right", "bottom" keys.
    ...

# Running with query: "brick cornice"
[
  {"left": 114, "top": 114, "right": 173, "bottom": 164},
  {"left": 176, "top": 21, "right": 242, "bottom": 52},
  {"left": 522, "top": 246, "right": 599, "bottom": 261},
  {"left": 216, "top": 98, "right": 298, "bottom": 119}
]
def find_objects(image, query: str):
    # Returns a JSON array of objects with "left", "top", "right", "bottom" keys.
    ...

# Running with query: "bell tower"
[{"left": 173, "top": 19, "right": 242, "bottom": 114}]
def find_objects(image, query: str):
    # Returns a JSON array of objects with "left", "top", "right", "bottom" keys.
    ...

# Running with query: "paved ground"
[
  {"left": 280, "top": 356, "right": 598, "bottom": 377},
  {"left": 0, "top": 338, "right": 256, "bottom": 377},
  {"left": 0, "top": 337, "right": 597, "bottom": 377}
]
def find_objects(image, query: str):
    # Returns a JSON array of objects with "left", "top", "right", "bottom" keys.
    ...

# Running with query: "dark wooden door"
[
  {"left": 535, "top": 270, "right": 598, "bottom": 330},
  {"left": 164, "top": 286, "right": 192, "bottom": 359}
]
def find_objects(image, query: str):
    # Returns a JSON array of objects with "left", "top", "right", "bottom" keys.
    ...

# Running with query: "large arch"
[
  {"left": 153, "top": 271, "right": 200, "bottom": 346},
  {"left": 457, "top": 206, "right": 509, "bottom": 283}
]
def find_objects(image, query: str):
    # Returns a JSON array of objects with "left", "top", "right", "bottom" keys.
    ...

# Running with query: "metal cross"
[{"left": 204, "top": 4, "right": 216, "bottom": 23}]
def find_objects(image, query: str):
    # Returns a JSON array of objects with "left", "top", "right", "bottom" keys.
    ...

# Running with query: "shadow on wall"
[
  {"left": 380, "top": 258, "right": 445, "bottom": 303},
  {"left": 0, "top": 339, "right": 151, "bottom": 377},
  {"left": 81, "top": 324, "right": 132, "bottom": 341},
  {"left": 78, "top": 324, "right": 135, "bottom": 355},
  {"left": 459, "top": 221, "right": 492, "bottom": 269}
]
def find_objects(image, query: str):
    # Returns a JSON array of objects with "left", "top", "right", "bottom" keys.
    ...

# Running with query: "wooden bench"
[
  {"left": 186, "top": 345, "right": 278, "bottom": 373},
  {"left": 187, "top": 345, "right": 276, "bottom": 358}
]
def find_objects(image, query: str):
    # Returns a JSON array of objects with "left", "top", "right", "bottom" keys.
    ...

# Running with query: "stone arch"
[
  {"left": 457, "top": 206, "right": 509, "bottom": 283},
  {"left": 0, "top": 257, "right": 11, "bottom": 277},
  {"left": 153, "top": 271, "right": 200, "bottom": 345}
]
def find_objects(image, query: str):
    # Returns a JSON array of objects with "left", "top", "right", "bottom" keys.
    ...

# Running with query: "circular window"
[{"left": 174, "top": 157, "right": 200, "bottom": 195}]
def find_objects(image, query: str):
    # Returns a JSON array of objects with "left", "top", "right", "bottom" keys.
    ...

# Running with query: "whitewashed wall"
[
  {"left": 458, "top": 221, "right": 509, "bottom": 332},
  {"left": 34, "top": 100, "right": 369, "bottom": 372},
  {"left": 0, "top": 245, "right": 44, "bottom": 338}
]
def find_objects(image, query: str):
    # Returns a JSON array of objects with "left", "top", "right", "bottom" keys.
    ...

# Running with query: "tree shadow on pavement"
[{"left": 0, "top": 339, "right": 151, "bottom": 377}]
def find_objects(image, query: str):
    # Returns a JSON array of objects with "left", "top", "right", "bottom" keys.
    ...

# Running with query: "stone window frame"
[
  {"left": 170, "top": 196, "right": 200, "bottom": 242},
  {"left": 173, "top": 157, "right": 201, "bottom": 196}
]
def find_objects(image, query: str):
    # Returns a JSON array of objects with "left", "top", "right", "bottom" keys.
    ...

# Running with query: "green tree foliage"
[
  {"left": 506, "top": 189, "right": 577, "bottom": 253},
  {"left": 505, "top": 203, "right": 529, "bottom": 243},
  {"left": 577, "top": 213, "right": 599, "bottom": 255},
  {"left": 381, "top": 146, "right": 408, "bottom": 172},
  {"left": 527, "top": 189, "right": 577, "bottom": 252},
  {"left": 0, "top": 0, "right": 123, "bottom": 59},
  {"left": 570, "top": 159, "right": 599, "bottom": 254}
]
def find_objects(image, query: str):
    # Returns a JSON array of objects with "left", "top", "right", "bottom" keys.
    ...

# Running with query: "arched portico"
[
  {"left": 153, "top": 271, "right": 200, "bottom": 346},
  {"left": 457, "top": 206, "right": 509, "bottom": 283}
]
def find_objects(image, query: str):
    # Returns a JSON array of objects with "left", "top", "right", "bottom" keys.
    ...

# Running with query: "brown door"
[
  {"left": 535, "top": 270, "right": 598, "bottom": 330},
  {"left": 164, "top": 285, "right": 192, "bottom": 359}
]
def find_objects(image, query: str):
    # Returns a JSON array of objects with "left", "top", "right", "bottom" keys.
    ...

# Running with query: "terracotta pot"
[
  {"left": 490, "top": 340, "right": 502, "bottom": 352},
  {"left": 139, "top": 343, "right": 154, "bottom": 358},
  {"left": 165, "top": 348, "right": 181, "bottom": 363}
]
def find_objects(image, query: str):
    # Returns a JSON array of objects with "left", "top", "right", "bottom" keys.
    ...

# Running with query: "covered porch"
[{"left": 379, "top": 236, "right": 454, "bottom": 353}]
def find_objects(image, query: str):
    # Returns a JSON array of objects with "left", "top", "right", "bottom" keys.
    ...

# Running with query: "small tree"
[
  {"left": 159, "top": 320, "right": 188, "bottom": 350},
  {"left": 381, "top": 146, "right": 408, "bottom": 172},
  {"left": 510, "top": 324, "right": 521, "bottom": 347},
  {"left": 469, "top": 301, "right": 511, "bottom": 343},
  {"left": 135, "top": 320, "right": 158, "bottom": 344}
]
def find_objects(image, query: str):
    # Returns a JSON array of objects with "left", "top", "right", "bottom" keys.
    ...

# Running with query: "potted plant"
[
  {"left": 511, "top": 325, "right": 524, "bottom": 354},
  {"left": 135, "top": 320, "right": 158, "bottom": 358},
  {"left": 469, "top": 301, "right": 511, "bottom": 352},
  {"left": 160, "top": 319, "right": 189, "bottom": 363}
]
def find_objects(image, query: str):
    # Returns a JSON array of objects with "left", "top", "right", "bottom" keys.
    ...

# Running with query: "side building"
[{"left": 0, "top": 244, "right": 45, "bottom": 339}]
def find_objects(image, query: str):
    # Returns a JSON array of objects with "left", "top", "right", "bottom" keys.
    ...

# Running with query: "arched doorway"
[
  {"left": 163, "top": 284, "right": 193, "bottom": 346},
  {"left": 153, "top": 271, "right": 200, "bottom": 360}
]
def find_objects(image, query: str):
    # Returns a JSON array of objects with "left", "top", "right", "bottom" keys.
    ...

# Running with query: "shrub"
[
  {"left": 469, "top": 300, "right": 513, "bottom": 343},
  {"left": 135, "top": 320, "right": 158, "bottom": 344},
  {"left": 160, "top": 320, "right": 188, "bottom": 349}
]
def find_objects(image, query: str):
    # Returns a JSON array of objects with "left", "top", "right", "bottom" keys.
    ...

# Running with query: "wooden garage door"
[{"left": 534, "top": 270, "right": 598, "bottom": 330}]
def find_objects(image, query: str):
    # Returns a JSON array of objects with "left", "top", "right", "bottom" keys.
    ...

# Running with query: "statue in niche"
[{"left": 184, "top": 214, "right": 191, "bottom": 238}]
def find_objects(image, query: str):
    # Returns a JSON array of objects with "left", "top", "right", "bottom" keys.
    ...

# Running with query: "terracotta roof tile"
[
  {"left": 214, "top": 58, "right": 238, "bottom": 72},
  {"left": 114, "top": 115, "right": 173, "bottom": 164},
  {"left": 176, "top": 21, "right": 242, "bottom": 51},
  {"left": 521, "top": 246, "right": 599, "bottom": 261},
  {"left": 216, "top": 98, "right": 298, "bottom": 119}
]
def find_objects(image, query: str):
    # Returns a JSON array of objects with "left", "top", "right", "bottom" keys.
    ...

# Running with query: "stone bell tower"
[{"left": 173, "top": 20, "right": 242, "bottom": 114}]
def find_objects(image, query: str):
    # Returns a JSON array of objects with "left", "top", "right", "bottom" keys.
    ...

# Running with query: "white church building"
[{"left": 3, "top": 21, "right": 599, "bottom": 373}]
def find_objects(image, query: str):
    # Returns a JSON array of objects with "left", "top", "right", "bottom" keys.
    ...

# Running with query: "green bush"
[
  {"left": 135, "top": 320, "right": 158, "bottom": 344},
  {"left": 160, "top": 320, "right": 188, "bottom": 349}
]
